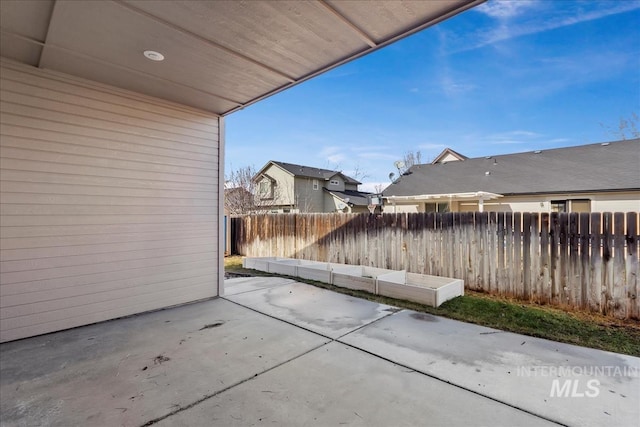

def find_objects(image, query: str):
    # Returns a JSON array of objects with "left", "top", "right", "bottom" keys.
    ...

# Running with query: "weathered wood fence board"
[{"left": 231, "top": 212, "right": 640, "bottom": 320}]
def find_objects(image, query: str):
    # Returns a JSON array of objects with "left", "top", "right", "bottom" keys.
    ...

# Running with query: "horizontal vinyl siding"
[{"left": 0, "top": 60, "right": 220, "bottom": 342}]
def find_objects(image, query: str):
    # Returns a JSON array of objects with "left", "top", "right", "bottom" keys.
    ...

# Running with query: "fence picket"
[
  {"left": 613, "top": 212, "right": 626, "bottom": 318},
  {"left": 626, "top": 212, "right": 639, "bottom": 319}
]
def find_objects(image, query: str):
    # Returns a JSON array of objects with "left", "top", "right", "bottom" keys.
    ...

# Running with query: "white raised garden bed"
[
  {"left": 267, "top": 258, "right": 319, "bottom": 276},
  {"left": 331, "top": 266, "right": 397, "bottom": 293},
  {"left": 296, "top": 262, "right": 332, "bottom": 283},
  {"left": 377, "top": 272, "right": 464, "bottom": 307},
  {"left": 243, "top": 256, "right": 281, "bottom": 272},
  {"left": 241, "top": 257, "right": 464, "bottom": 308}
]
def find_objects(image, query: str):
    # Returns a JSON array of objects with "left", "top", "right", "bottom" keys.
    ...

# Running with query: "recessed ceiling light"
[{"left": 143, "top": 50, "right": 164, "bottom": 61}]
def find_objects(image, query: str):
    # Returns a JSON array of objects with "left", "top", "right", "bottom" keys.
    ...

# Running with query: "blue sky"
[{"left": 225, "top": 0, "right": 640, "bottom": 192}]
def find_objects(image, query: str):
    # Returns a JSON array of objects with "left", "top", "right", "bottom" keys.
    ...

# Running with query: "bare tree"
[
  {"left": 402, "top": 150, "right": 423, "bottom": 168},
  {"left": 350, "top": 164, "right": 369, "bottom": 182},
  {"left": 601, "top": 113, "right": 639, "bottom": 140},
  {"left": 374, "top": 183, "right": 385, "bottom": 193},
  {"left": 390, "top": 149, "right": 423, "bottom": 179},
  {"left": 225, "top": 165, "right": 280, "bottom": 214},
  {"left": 224, "top": 165, "right": 257, "bottom": 215}
]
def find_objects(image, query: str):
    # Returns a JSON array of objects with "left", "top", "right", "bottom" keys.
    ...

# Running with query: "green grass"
[{"left": 224, "top": 256, "right": 640, "bottom": 356}]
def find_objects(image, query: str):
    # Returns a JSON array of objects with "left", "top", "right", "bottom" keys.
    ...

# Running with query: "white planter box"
[
  {"left": 331, "top": 266, "right": 396, "bottom": 293},
  {"left": 243, "top": 257, "right": 292, "bottom": 272},
  {"left": 267, "top": 259, "right": 317, "bottom": 276},
  {"left": 297, "top": 263, "right": 332, "bottom": 283},
  {"left": 377, "top": 272, "right": 464, "bottom": 307}
]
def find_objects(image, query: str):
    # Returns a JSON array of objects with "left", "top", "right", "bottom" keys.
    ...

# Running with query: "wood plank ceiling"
[{"left": 0, "top": 0, "right": 483, "bottom": 115}]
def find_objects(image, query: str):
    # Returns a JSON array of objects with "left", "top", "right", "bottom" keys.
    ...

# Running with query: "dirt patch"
[
  {"left": 410, "top": 312, "right": 439, "bottom": 322},
  {"left": 153, "top": 355, "right": 170, "bottom": 365}
]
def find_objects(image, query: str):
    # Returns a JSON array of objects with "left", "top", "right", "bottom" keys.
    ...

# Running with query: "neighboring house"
[
  {"left": 253, "top": 161, "right": 373, "bottom": 213},
  {"left": 383, "top": 139, "right": 640, "bottom": 213}
]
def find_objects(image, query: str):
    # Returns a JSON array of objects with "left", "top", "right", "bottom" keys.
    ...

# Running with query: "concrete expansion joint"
[
  {"left": 215, "top": 296, "right": 568, "bottom": 427},
  {"left": 138, "top": 341, "right": 328, "bottom": 427}
]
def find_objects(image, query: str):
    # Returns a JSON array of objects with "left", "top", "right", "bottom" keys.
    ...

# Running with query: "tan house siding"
[
  {"left": 483, "top": 192, "right": 640, "bottom": 213},
  {"left": 387, "top": 191, "right": 640, "bottom": 214},
  {"left": 0, "top": 61, "right": 220, "bottom": 342},
  {"left": 268, "top": 165, "right": 295, "bottom": 206},
  {"left": 294, "top": 176, "right": 324, "bottom": 212}
]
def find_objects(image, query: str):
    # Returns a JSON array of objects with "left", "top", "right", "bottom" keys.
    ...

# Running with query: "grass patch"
[{"left": 224, "top": 256, "right": 640, "bottom": 356}]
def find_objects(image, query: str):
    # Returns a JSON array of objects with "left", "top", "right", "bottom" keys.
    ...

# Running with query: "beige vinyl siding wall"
[{"left": 0, "top": 61, "right": 220, "bottom": 342}]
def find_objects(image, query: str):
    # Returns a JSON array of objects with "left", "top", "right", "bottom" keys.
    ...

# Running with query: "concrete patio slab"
[
  {"left": 155, "top": 341, "right": 555, "bottom": 427},
  {"left": 0, "top": 298, "right": 329, "bottom": 427},
  {"left": 2, "top": 277, "right": 637, "bottom": 427},
  {"left": 223, "top": 276, "right": 295, "bottom": 296},
  {"left": 224, "top": 281, "right": 397, "bottom": 339},
  {"left": 339, "top": 310, "right": 640, "bottom": 427}
]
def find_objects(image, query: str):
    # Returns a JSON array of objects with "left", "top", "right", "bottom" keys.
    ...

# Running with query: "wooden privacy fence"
[{"left": 232, "top": 212, "right": 639, "bottom": 320}]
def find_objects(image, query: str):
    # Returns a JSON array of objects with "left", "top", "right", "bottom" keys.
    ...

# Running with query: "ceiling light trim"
[
  {"left": 143, "top": 50, "right": 165, "bottom": 61},
  {"left": 111, "top": 0, "right": 296, "bottom": 83}
]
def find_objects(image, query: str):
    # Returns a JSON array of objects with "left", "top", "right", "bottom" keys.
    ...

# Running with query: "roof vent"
[
  {"left": 601, "top": 142, "right": 610, "bottom": 146},
  {"left": 485, "top": 171, "right": 490, "bottom": 176},
  {"left": 534, "top": 150, "right": 542, "bottom": 154}
]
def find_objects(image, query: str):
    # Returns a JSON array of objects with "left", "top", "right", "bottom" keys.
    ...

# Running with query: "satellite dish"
[
  {"left": 389, "top": 172, "right": 395, "bottom": 181},
  {"left": 394, "top": 160, "right": 405, "bottom": 170}
]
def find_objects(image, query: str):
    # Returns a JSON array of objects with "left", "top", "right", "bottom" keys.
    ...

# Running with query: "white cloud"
[
  {"left": 483, "top": 130, "right": 543, "bottom": 145},
  {"left": 477, "top": 0, "right": 539, "bottom": 19},
  {"left": 440, "top": 72, "right": 477, "bottom": 97},
  {"left": 471, "top": 1, "right": 640, "bottom": 50},
  {"left": 327, "top": 154, "right": 345, "bottom": 163},
  {"left": 319, "top": 146, "right": 346, "bottom": 165}
]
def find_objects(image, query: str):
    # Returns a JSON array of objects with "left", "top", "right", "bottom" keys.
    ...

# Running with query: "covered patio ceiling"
[{"left": 0, "top": 0, "right": 484, "bottom": 115}]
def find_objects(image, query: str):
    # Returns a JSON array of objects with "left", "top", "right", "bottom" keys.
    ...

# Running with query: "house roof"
[
  {"left": 325, "top": 189, "right": 372, "bottom": 207},
  {"left": 383, "top": 139, "right": 640, "bottom": 197},
  {"left": 260, "top": 161, "right": 361, "bottom": 185},
  {"left": 0, "top": 1, "right": 483, "bottom": 115}
]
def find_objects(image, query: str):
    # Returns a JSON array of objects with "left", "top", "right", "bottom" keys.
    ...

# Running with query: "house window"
[
  {"left": 570, "top": 199, "right": 591, "bottom": 213},
  {"left": 259, "top": 180, "right": 272, "bottom": 199},
  {"left": 312, "top": 179, "right": 319, "bottom": 190},
  {"left": 330, "top": 179, "right": 340, "bottom": 186},
  {"left": 551, "top": 200, "right": 566, "bottom": 213},
  {"left": 425, "top": 202, "right": 450, "bottom": 213}
]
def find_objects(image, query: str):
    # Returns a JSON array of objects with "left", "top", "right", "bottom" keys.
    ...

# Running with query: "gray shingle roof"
[
  {"left": 271, "top": 161, "right": 361, "bottom": 185},
  {"left": 325, "top": 189, "right": 372, "bottom": 206},
  {"left": 383, "top": 139, "right": 640, "bottom": 196}
]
